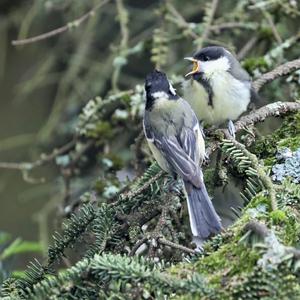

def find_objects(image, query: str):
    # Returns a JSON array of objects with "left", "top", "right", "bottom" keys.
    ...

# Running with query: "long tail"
[{"left": 184, "top": 181, "right": 222, "bottom": 239}]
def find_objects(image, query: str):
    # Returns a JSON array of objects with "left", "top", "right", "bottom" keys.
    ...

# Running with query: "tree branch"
[
  {"left": 197, "top": 0, "right": 219, "bottom": 49},
  {"left": 224, "top": 138, "right": 277, "bottom": 211},
  {"left": 11, "top": 0, "right": 110, "bottom": 46},
  {"left": 206, "top": 101, "right": 300, "bottom": 158},
  {"left": 237, "top": 36, "right": 258, "bottom": 60},
  {"left": 0, "top": 139, "right": 75, "bottom": 171},
  {"left": 158, "top": 238, "right": 196, "bottom": 255},
  {"left": 120, "top": 170, "right": 164, "bottom": 201},
  {"left": 165, "top": 2, "right": 199, "bottom": 40},
  {"left": 234, "top": 101, "right": 300, "bottom": 131},
  {"left": 243, "top": 220, "right": 300, "bottom": 258},
  {"left": 253, "top": 58, "right": 300, "bottom": 92}
]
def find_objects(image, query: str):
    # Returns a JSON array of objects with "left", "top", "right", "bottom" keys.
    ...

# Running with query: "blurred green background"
[{"left": 0, "top": 0, "right": 299, "bottom": 276}]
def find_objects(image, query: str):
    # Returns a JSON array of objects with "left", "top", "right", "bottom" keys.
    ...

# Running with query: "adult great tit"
[
  {"left": 183, "top": 46, "right": 257, "bottom": 135},
  {"left": 143, "top": 70, "right": 222, "bottom": 239}
]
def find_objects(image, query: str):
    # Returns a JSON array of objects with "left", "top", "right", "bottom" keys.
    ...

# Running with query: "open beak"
[{"left": 184, "top": 57, "right": 200, "bottom": 77}]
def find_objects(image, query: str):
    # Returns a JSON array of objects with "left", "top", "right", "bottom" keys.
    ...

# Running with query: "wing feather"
[{"left": 155, "top": 136, "right": 202, "bottom": 188}]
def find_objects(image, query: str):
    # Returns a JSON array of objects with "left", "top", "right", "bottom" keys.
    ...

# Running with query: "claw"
[{"left": 228, "top": 120, "right": 236, "bottom": 139}]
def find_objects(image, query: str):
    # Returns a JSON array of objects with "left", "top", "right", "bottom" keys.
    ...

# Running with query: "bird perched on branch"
[
  {"left": 183, "top": 46, "right": 258, "bottom": 137},
  {"left": 143, "top": 70, "right": 222, "bottom": 239}
]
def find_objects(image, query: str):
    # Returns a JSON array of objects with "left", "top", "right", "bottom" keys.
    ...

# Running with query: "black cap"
[
  {"left": 145, "top": 70, "right": 170, "bottom": 94},
  {"left": 194, "top": 46, "right": 226, "bottom": 62}
]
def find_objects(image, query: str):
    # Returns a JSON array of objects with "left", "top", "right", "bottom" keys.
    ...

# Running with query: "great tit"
[
  {"left": 183, "top": 46, "right": 257, "bottom": 136},
  {"left": 143, "top": 70, "right": 222, "bottom": 239}
]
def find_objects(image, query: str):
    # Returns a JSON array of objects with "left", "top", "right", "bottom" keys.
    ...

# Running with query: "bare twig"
[
  {"left": 197, "top": 0, "right": 219, "bottom": 49},
  {"left": 158, "top": 238, "right": 196, "bottom": 255},
  {"left": 11, "top": 0, "right": 110, "bottom": 46},
  {"left": 120, "top": 170, "right": 164, "bottom": 200},
  {"left": 253, "top": 58, "right": 300, "bottom": 91},
  {"left": 261, "top": 10, "right": 282, "bottom": 44},
  {"left": 210, "top": 22, "right": 257, "bottom": 33},
  {"left": 148, "top": 192, "right": 171, "bottom": 257},
  {"left": 0, "top": 139, "right": 75, "bottom": 171},
  {"left": 129, "top": 236, "right": 196, "bottom": 256},
  {"left": 129, "top": 237, "right": 148, "bottom": 256},
  {"left": 0, "top": 138, "right": 96, "bottom": 185},
  {"left": 237, "top": 36, "right": 258, "bottom": 60},
  {"left": 68, "top": 140, "right": 95, "bottom": 168},
  {"left": 112, "top": 0, "right": 129, "bottom": 91},
  {"left": 116, "top": 0, "right": 129, "bottom": 49},
  {"left": 165, "top": 2, "right": 199, "bottom": 40}
]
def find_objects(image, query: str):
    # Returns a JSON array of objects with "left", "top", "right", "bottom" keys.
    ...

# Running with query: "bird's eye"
[{"left": 203, "top": 55, "right": 210, "bottom": 61}]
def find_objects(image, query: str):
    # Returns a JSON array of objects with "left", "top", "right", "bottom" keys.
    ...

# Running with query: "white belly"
[{"left": 183, "top": 73, "right": 250, "bottom": 125}]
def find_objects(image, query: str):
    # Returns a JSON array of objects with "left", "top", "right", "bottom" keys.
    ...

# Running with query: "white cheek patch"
[
  {"left": 201, "top": 56, "right": 230, "bottom": 76},
  {"left": 151, "top": 91, "right": 169, "bottom": 99}
]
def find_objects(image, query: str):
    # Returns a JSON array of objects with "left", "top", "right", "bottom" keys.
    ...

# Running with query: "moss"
[
  {"left": 278, "top": 136, "right": 300, "bottom": 150},
  {"left": 231, "top": 266, "right": 300, "bottom": 300},
  {"left": 242, "top": 56, "right": 268, "bottom": 73},
  {"left": 101, "top": 153, "right": 124, "bottom": 170},
  {"left": 195, "top": 242, "right": 260, "bottom": 287},
  {"left": 252, "top": 113, "right": 300, "bottom": 160},
  {"left": 269, "top": 209, "right": 287, "bottom": 225},
  {"left": 203, "top": 167, "right": 217, "bottom": 195},
  {"left": 278, "top": 210, "right": 300, "bottom": 245},
  {"left": 277, "top": 179, "right": 300, "bottom": 209},
  {"left": 94, "top": 180, "right": 106, "bottom": 194},
  {"left": 86, "top": 121, "right": 114, "bottom": 140},
  {"left": 170, "top": 110, "right": 300, "bottom": 298},
  {"left": 246, "top": 195, "right": 270, "bottom": 211}
]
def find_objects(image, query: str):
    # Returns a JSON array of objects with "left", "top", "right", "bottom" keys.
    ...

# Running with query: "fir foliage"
[{"left": 1, "top": 0, "right": 300, "bottom": 299}]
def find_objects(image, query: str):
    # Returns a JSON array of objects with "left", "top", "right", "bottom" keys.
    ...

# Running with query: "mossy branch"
[
  {"left": 253, "top": 58, "right": 300, "bottom": 91},
  {"left": 235, "top": 101, "right": 300, "bottom": 132}
]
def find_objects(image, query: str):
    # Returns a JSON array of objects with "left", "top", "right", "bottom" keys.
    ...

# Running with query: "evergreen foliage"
[{"left": 1, "top": 0, "right": 300, "bottom": 299}]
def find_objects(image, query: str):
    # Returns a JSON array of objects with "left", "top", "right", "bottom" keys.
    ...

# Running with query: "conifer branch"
[{"left": 223, "top": 138, "right": 277, "bottom": 210}]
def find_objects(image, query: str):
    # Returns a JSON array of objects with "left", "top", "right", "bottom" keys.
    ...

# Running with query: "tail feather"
[{"left": 184, "top": 181, "right": 221, "bottom": 239}]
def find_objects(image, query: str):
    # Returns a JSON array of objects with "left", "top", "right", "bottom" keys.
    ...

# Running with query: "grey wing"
[
  {"left": 143, "top": 115, "right": 172, "bottom": 173},
  {"left": 249, "top": 86, "right": 262, "bottom": 108},
  {"left": 178, "top": 105, "right": 206, "bottom": 165},
  {"left": 226, "top": 52, "right": 251, "bottom": 83},
  {"left": 143, "top": 114, "right": 153, "bottom": 141},
  {"left": 155, "top": 135, "right": 202, "bottom": 188}
]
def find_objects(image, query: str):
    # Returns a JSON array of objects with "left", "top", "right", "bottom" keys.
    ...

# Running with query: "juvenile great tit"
[
  {"left": 143, "top": 70, "right": 222, "bottom": 239},
  {"left": 183, "top": 46, "right": 257, "bottom": 136}
]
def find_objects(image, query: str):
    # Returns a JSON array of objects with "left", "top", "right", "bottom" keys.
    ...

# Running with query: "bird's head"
[
  {"left": 145, "top": 70, "right": 178, "bottom": 109},
  {"left": 185, "top": 46, "right": 233, "bottom": 78}
]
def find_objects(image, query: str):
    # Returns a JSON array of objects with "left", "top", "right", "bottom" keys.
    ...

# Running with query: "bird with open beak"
[{"left": 183, "top": 46, "right": 258, "bottom": 137}]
